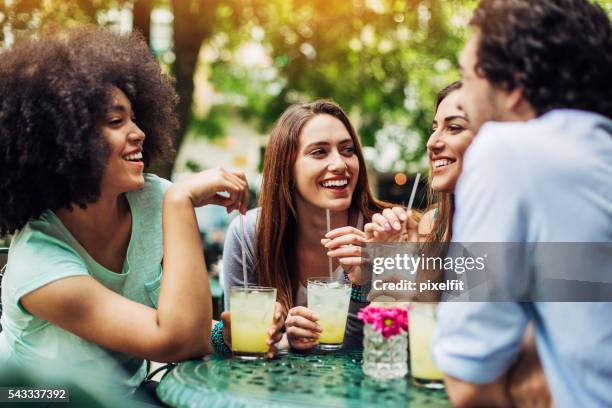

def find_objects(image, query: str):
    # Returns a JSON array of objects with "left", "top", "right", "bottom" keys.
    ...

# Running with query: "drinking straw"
[
  {"left": 326, "top": 208, "right": 333, "bottom": 278},
  {"left": 407, "top": 173, "right": 421, "bottom": 212},
  {"left": 239, "top": 213, "right": 248, "bottom": 290},
  {"left": 403, "top": 173, "right": 421, "bottom": 236}
]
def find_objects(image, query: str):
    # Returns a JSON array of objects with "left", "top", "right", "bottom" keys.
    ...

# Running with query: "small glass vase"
[{"left": 362, "top": 323, "right": 408, "bottom": 380}]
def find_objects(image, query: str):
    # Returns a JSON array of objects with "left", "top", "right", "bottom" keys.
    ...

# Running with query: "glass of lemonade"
[
  {"left": 230, "top": 286, "right": 277, "bottom": 359},
  {"left": 408, "top": 302, "right": 445, "bottom": 388},
  {"left": 307, "top": 276, "right": 351, "bottom": 350}
]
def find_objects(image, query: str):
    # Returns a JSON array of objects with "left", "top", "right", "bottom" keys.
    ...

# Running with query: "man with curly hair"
[
  {"left": 430, "top": 0, "right": 612, "bottom": 407},
  {"left": 0, "top": 27, "right": 270, "bottom": 403}
]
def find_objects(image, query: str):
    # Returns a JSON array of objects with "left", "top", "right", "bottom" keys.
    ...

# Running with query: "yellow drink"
[
  {"left": 409, "top": 302, "right": 444, "bottom": 388},
  {"left": 230, "top": 286, "right": 276, "bottom": 359},
  {"left": 317, "top": 317, "right": 346, "bottom": 344},
  {"left": 231, "top": 326, "right": 269, "bottom": 353},
  {"left": 307, "top": 277, "right": 351, "bottom": 350}
]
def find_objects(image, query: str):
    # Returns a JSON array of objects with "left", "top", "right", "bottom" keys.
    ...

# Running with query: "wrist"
[{"left": 211, "top": 321, "right": 231, "bottom": 355}]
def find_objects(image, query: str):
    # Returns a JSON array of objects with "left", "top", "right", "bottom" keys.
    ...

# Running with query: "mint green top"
[{"left": 0, "top": 174, "right": 171, "bottom": 395}]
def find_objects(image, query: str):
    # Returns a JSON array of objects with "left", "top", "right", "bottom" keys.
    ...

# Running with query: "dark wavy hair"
[
  {"left": 470, "top": 0, "right": 612, "bottom": 118},
  {"left": 0, "top": 27, "right": 178, "bottom": 236}
]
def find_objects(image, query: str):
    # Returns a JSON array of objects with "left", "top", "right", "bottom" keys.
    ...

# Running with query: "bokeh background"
[{"left": 1, "top": 0, "right": 611, "bottom": 255}]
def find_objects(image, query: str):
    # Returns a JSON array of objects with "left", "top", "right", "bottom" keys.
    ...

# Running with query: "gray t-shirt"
[{"left": 222, "top": 208, "right": 367, "bottom": 348}]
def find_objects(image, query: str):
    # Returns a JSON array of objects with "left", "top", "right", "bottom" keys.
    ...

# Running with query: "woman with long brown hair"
[
  {"left": 366, "top": 81, "right": 470, "bottom": 244},
  {"left": 367, "top": 79, "right": 554, "bottom": 402},
  {"left": 222, "top": 100, "right": 393, "bottom": 350},
  {"left": 364, "top": 81, "right": 474, "bottom": 301}
]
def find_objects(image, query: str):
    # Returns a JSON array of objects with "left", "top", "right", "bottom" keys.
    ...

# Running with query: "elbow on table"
[
  {"left": 446, "top": 388, "right": 480, "bottom": 408},
  {"left": 444, "top": 375, "right": 511, "bottom": 408},
  {"left": 444, "top": 375, "right": 485, "bottom": 408},
  {"left": 152, "top": 329, "right": 213, "bottom": 363}
]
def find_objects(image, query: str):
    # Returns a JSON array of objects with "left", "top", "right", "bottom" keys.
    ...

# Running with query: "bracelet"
[
  {"left": 351, "top": 284, "right": 369, "bottom": 302},
  {"left": 344, "top": 271, "right": 369, "bottom": 303},
  {"left": 211, "top": 321, "right": 231, "bottom": 355}
]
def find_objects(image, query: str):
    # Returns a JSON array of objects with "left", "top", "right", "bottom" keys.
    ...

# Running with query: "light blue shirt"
[{"left": 431, "top": 110, "right": 612, "bottom": 407}]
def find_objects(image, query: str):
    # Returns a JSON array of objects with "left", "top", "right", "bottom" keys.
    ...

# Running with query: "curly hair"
[
  {"left": 0, "top": 26, "right": 178, "bottom": 236},
  {"left": 470, "top": 0, "right": 612, "bottom": 118}
]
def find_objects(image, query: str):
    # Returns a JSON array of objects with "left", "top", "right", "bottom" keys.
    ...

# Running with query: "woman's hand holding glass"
[
  {"left": 285, "top": 306, "right": 323, "bottom": 350},
  {"left": 221, "top": 302, "right": 285, "bottom": 359},
  {"left": 321, "top": 226, "right": 366, "bottom": 284},
  {"left": 364, "top": 207, "right": 418, "bottom": 243}
]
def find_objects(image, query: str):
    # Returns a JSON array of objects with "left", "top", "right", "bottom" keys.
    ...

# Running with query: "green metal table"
[{"left": 157, "top": 349, "right": 450, "bottom": 408}]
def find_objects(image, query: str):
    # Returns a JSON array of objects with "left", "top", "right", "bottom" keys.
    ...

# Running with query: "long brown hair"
[
  {"left": 414, "top": 82, "right": 462, "bottom": 302},
  {"left": 421, "top": 81, "right": 463, "bottom": 244},
  {"left": 255, "top": 100, "right": 390, "bottom": 311}
]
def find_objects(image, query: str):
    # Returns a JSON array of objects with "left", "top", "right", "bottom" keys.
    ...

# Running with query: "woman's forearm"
[{"left": 157, "top": 186, "right": 213, "bottom": 357}]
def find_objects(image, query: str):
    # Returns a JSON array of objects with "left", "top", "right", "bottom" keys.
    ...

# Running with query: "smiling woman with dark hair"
[
  {"left": 0, "top": 27, "right": 177, "bottom": 235},
  {"left": 0, "top": 27, "right": 253, "bottom": 402}
]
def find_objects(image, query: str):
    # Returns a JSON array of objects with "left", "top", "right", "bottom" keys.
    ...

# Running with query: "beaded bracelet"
[
  {"left": 211, "top": 321, "right": 231, "bottom": 355},
  {"left": 344, "top": 271, "right": 370, "bottom": 303},
  {"left": 351, "top": 284, "right": 369, "bottom": 303}
]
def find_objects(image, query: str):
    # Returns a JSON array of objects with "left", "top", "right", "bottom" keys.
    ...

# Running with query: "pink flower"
[{"left": 358, "top": 306, "right": 408, "bottom": 339}]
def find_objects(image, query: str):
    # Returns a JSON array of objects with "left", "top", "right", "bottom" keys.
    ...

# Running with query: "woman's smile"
[
  {"left": 101, "top": 87, "right": 147, "bottom": 193},
  {"left": 431, "top": 156, "right": 457, "bottom": 172},
  {"left": 427, "top": 90, "right": 474, "bottom": 193},
  {"left": 122, "top": 149, "right": 145, "bottom": 169},
  {"left": 293, "top": 114, "right": 359, "bottom": 211},
  {"left": 319, "top": 176, "right": 350, "bottom": 196}
]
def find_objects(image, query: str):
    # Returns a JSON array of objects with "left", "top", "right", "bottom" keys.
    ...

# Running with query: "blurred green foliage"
[
  {"left": 1, "top": 0, "right": 610, "bottom": 175},
  {"left": 202, "top": 0, "right": 479, "bottom": 172}
]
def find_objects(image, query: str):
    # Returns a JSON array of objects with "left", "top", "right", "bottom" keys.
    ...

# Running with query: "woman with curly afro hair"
[{"left": 0, "top": 27, "right": 268, "bottom": 400}]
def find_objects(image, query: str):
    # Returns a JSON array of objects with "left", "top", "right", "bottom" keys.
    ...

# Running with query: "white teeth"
[
  {"left": 321, "top": 179, "right": 348, "bottom": 188},
  {"left": 123, "top": 152, "right": 143, "bottom": 161},
  {"left": 434, "top": 159, "right": 453, "bottom": 168}
]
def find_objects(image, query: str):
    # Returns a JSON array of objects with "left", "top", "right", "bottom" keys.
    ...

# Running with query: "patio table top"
[{"left": 157, "top": 348, "right": 449, "bottom": 408}]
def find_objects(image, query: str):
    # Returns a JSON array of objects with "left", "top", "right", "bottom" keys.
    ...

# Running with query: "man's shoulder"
[
  {"left": 463, "top": 121, "right": 519, "bottom": 174},
  {"left": 475, "top": 114, "right": 553, "bottom": 154},
  {"left": 470, "top": 110, "right": 612, "bottom": 165},
  {"left": 478, "top": 110, "right": 611, "bottom": 145}
]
